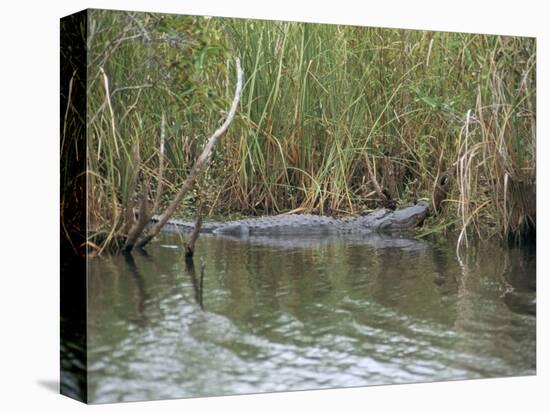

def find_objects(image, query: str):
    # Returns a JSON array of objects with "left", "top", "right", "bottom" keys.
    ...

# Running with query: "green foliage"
[{"left": 85, "top": 10, "right": 536, "bottom": 244}]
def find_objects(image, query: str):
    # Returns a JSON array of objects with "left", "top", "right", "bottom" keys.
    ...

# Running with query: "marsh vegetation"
[{"left": 70, "top": 10, "right": 536, "bottom": 253}]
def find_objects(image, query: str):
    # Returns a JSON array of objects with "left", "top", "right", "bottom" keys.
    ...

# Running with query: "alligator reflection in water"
[
  {"left": 86, "top": 233, "right": 535, "bottom": 403},
  {"left": 180, "top": 226, "right": 429, "bottom": 254}
]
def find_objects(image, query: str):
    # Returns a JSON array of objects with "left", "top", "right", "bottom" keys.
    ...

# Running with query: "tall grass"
[{"left": 85, "top": 11, "right": 536, "bottom": 247}]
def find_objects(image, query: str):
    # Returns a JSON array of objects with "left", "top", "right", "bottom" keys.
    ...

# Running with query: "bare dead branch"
[
  {"left": 124, "top": 177, "right": 151, "bottom": 251},
  {"left": 185, "top": 207, "right": 203, "bottom": 259},
  {"left": 134, "top": 58, "right": 243, "bottom": 249},
  {"left": 123, "top": 143, "right": 141, "bottom": 234},
  {"left": 152, "top": 112, "right": 166, "bottom": 214}
]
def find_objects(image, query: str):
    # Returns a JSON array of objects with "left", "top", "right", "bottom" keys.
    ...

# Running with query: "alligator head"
[{"left": 363, "top": 201, "right": 430, "bottom": 232}]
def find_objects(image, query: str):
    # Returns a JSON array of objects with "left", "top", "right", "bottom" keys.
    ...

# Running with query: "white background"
[{"left": 0, "top": 0, "right": 547, "bottom": 412}]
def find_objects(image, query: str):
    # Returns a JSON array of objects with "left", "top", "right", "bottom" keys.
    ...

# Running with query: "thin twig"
[
  {"left": 363, "top": 152, "right": 387, "bottom": 202},
  {"left": 128, "top": 12, "right": 151, "bottom": 42},
  {"left": 99, "top": 67, "right": 120, "bottom": 157},
  {"left": 61, "top": 71, "right": 76, "bottom": 155},
  {"left": 153, "top": 112, "right": 166, "bottom": 214},
  {"left": 89, "top": 84, "right": 152, "bottom": 126},
  {"left": 124, "top": 176, "right": 151, "bottom": 252},
  {"left": 123, "top": 143, "right": 141, "bottom": 234},
  {"left": 185, "top": 210, "right": 203, "bottom": 259},
  {"left": 456, "top": 109, "right": 472, "bottom": 250}
]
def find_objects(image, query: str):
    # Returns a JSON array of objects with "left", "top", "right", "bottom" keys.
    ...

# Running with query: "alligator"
[{"left": 154, "top": 201, "right": 429, "bottom": 237}]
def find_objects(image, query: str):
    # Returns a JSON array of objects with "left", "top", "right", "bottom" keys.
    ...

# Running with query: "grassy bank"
[{"left": 82, "top": 10, "right": 536, "bottom": 249}]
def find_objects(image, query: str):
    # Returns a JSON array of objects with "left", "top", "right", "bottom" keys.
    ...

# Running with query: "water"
[{"left": 85, "top": 232, "right": 536, "bottom": 403}]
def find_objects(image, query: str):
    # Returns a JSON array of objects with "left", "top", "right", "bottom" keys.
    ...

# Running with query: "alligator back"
[
  {"left": 154, "top": 213, "right": 344, "bottom": 236},
  {"left": 213, "top": 214, "right": 341, "bottom": 236}
]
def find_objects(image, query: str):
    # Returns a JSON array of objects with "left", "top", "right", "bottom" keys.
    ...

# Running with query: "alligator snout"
[{"left": 376, "top": 201, "right": 430, "bottom": 232}]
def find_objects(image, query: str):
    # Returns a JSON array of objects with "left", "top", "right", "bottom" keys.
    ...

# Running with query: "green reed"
[{"left": 84, "top": 11, "right": 536, "bottom": 247}]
